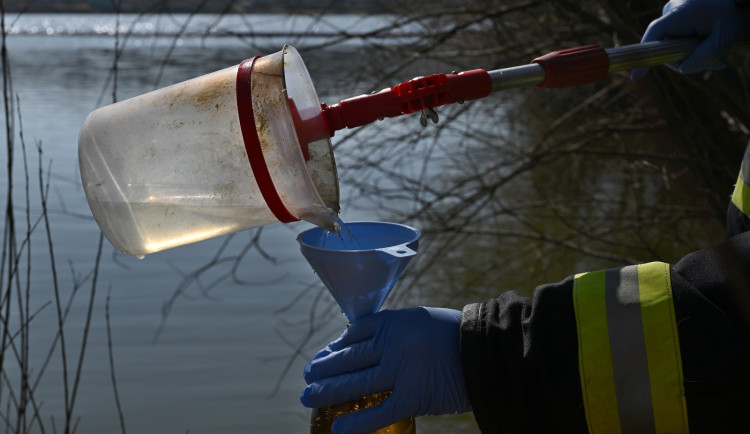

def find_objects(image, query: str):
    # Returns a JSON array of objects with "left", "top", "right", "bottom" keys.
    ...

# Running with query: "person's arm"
[{"left": 461, "top": 231, "right": 750, "bottom": 433}]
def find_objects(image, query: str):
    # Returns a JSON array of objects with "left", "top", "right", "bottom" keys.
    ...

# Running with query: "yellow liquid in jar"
[{"left": 310, "top": 391, "right": 415, "bottom": 434}]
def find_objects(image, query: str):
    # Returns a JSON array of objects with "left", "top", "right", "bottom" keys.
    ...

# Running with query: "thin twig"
[{"left": 105, "top": 286, "right": 126, "bottom": 434}]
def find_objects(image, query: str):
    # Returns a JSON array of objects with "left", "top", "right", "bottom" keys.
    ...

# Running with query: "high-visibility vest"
[
  {"left": 732, "top": 144, "right": 750, "bottom": 219},
  {"left": 573, "top": 262, "right": 688, "bottom": 434}
]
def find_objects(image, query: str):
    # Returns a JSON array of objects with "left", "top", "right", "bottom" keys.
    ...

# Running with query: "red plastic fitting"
[
  {"left": 532, "top": 44, "right": 610, "bottom": 88},
  {"left": 322, "top": 69, "right": 491, "bottom": 136}
]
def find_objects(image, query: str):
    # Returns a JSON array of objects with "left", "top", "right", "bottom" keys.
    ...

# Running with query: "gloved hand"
[
  {"left": 300, "top": 307, "right": 471, "bottom": 434},
  {"left": 631, "top": 0, "right": 750, "bottom": 82}
]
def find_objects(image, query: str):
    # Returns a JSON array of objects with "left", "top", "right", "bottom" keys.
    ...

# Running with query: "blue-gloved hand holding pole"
[
  {"left": 631, "top": 0, "right": 750, "bottom": 82},
  {"left": 300, "top": 307, "right": 472, "bottom": 434}
]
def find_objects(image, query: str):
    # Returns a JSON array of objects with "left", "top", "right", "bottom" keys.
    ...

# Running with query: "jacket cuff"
[
  {"left": 460, "top": 301, "right": 505, "bottom": 432},
  {"left": 459, "top": 282, "right": 586, "bottom": 433}
]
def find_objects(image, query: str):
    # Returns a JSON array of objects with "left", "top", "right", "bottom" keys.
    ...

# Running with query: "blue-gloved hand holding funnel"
[
  {"left": 298, "top": 221, "right": 420, "bottom": 434},
  {"left": 297, "top": 221, "right": 420, "bottom": 322}
]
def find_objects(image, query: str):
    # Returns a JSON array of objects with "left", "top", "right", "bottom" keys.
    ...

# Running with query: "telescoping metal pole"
[
  {"left": 320, "top": 38, "right": 746, "bottom": 136},
  {"left": 487, "top": 37, "right": 745, "bottom": 91}
]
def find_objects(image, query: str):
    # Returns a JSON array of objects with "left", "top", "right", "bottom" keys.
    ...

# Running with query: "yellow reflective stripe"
[
  {"left": 573, "top": 263, "right": 688, "bottom": 434},
  {"left": 732, "top": 177, "right": 750, "bottom": 219},
  {"left": 637, "top": 262, "right": 688, "bottom": 433},
  {"left": 732, "top": 145, "right": 750, "bottom": 218},
  {"left": 573, "top": 270, "right": 621, "bottom": 434}
]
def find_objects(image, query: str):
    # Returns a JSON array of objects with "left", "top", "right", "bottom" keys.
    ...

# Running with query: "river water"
[{"left": 0, "top": 12, "right": 480, "bottom": 434}]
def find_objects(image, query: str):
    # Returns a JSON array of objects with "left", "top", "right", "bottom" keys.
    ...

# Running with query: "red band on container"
[{"left": 236, "top": 57, "right": 299, "bottom": 223}]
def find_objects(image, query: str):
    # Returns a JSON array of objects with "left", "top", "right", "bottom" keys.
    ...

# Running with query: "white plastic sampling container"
[{"left": 78, "top": 45, "right": 339, "bottom": 256}]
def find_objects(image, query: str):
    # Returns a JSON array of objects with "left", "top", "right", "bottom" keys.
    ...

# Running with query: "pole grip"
[{"left": 531, "top": 44, "right": 610, "bottom": 88}]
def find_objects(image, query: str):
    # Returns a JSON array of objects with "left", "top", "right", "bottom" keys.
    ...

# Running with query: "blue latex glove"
[
  {"left": 300, "top": 307, "right": 471, "bottom": 434},
  {"left": 631, "top": 0, "right": 750, "bottom": 82}
]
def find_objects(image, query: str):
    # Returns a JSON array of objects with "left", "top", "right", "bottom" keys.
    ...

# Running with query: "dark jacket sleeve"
[{"left": 460, "top": 231, "right": 750, "bottom": 434}]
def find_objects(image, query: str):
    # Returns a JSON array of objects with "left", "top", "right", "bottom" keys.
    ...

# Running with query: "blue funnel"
[{"left": 297, "top": 221, "right": 420, "bottom": 322}]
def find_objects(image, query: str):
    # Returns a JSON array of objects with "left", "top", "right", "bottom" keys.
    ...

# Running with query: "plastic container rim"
[{"left": 296, "top": 221, "right": 421, "bottom": 253}]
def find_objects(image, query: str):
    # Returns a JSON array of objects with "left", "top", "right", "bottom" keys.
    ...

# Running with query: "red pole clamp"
[
  {"left": 322, "top": 69, "right": 492, "bottom": 136},
  {"left": 532, "top": 44, "right": 610, "bottom": 88}
]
